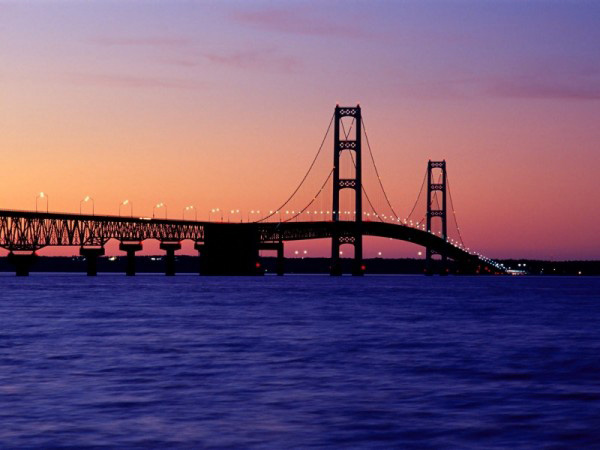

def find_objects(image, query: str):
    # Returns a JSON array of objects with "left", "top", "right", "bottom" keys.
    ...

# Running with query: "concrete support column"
[
  {"left": 276, "top": 242, "right": 284, "bottom": 276},
  {"left": 425, "top": 256, "right": 449, "bottom": 276},
  {"left": 424, "top": 264, "right": 435, "bottom": 275},
  {"left": 160, "top": 242, "right": 181, "bottom": 276},
  {"left": 194, "top": 242, "right": 203, "bottom": 275},
  {"left": 119, "top": 242, "right": 143, "bottom": 276},
  {"left": 330, "top": 237, "right": 342, "bottom": 276},
  {"left": 258, "top": 242, "right": 283, "bottom": 276},
  {"left": 80, "top": 246, "right": 105, "bottom": 276},
  {"left": 424, "top": 249, "right": 434, "bottom": 276},
  {"left": 7, "top": 251, "right": 37, "bottom": 276}
]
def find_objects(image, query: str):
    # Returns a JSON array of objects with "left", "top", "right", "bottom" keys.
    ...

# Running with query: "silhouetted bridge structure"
[{"left": 0, "top": 105, "right": 505, "bottom": 276}]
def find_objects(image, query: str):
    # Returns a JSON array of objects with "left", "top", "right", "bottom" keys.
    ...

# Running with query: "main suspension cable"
[
  {"left": 257, "top": 113, "right": 334, "bottom": 222},
  {"left": 446, "top": 175, "right": 466, "bottom": 247},
  {"left": 406, "top": 169, "right": 427, "bottom": 221},
  {"left": 284, "top": 169, "right": 334, "bottom": 222},
  {"left": 345, "top": 145, "right": 384, "bottom": 222},
  {"left": 362, "top": 118, "right": 401, "bottom": 220},
  {"left": 362, "top": 185, "right": 383, "bottom": 222}
]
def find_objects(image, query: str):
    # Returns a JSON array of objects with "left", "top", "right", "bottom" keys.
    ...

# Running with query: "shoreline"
[{"left": 1, "top": 256, "right": 597, "bottom": 276}]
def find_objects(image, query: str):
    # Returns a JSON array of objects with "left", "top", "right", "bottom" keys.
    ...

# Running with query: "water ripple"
[{"left": 0, "top": 274, "right": 599, "bottom": 447}]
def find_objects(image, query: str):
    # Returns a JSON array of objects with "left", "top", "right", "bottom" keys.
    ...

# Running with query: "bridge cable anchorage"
[
  {"left": 256, "top": 113, "right": 335, "bottom": 223},
  {"left": 283, "top": 169, "right": 334, "bottom": 222},
  {"left": 446, "top": 174, "right": 466, "bottom": 248},
  {"left": 361, "top": 118, "right": 402, "bottom": 221},
  {"left": 339, "top": 119, "right": 384, "bottom": 223}
]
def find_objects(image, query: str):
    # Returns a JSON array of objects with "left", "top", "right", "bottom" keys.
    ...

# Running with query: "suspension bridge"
[{"left": 0, "top": 105, "right": 505, "bottom": 276}]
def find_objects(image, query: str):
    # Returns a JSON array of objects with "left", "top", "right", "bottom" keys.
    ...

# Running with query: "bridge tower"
[
  {"left": 331, "top": 105, "right": 363, "bottom": 276},
  {"left": 426, "top": 160, "right": 448, "bottom": 274}
]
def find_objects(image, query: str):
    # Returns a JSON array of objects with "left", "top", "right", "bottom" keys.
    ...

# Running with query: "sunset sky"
[{"left": 1, "top": 0, "right": 599, "bottom": 260}]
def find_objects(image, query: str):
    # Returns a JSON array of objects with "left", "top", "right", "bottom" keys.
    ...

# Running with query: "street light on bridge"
[
  {"left": 80, "top": 195, "right": 94, "bottom": 215},
  {"left": 228, "top": 209, "right": 241, "bottom": 223},
  {"left": 183, "top": 205, "right": 197, "bottom": 221},
  {"left": 119, "top": 199, "right": 132, "bottom": 217},
  {"left": 209, "top": 208, "right": 222, "bottom": 222},
  {"left": 36, "top": 192, "right": 48, "bottom": 213},
  {"left": 153, "top": 202, "right": 167, "bottom": 219},
  {"left": 248, "top": 210, "right": 261, "bottom": 222}
]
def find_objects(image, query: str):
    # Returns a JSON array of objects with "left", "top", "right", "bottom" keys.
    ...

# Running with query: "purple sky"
[{"left": 1, "top": 0, "right": 599, "bottom": 259}]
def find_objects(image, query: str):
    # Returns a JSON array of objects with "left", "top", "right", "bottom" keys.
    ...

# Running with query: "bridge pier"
[
  {"left": 194, "top": 242, "right": 203, "bottom": 275},
  {"left": 119, "top": 242, "right": 143, "bottom": 276},
  {"left": 330, "top": 259, "right": 342, "bottom": 276},
  {"left": 330, "top": 237, "right": 341, "bottom": 276},
  {"left": 7, "top": 251, "right": 37, "bottom": 276},
  {"left": 80, "top": 246, "right": 105, "bottom": 276},
  {"left": 330, "top": 238, "right": 364, "bottom": 276},
  {"left": 425, "top": 253, "right": 449, "bottom": 276},
  {"left": 276, "top": 243, "right": 284, "bottom": 276},
  {"left": 259, "top": 242, "right": 285, "bottom": 275},
  {"left": 425, "top": 253, "right": 434, "bottom": 276},
  {"left": 160, "top": 242, "right": 181, "bottom": 276},
  {"left": 201, "top": 224, "right": 262, "bottom": 275}
]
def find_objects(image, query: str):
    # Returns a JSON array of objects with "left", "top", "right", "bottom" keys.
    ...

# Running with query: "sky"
[{"left": 1, "top": 0, "right": 599, "bottom": 260}]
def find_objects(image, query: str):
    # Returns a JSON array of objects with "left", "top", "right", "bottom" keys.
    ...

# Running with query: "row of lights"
[
  {"left": 34, "top": 194, "right": 447, "bottom": 233},
  {"left": 34, "top": 192, "right": 201, "bottom": 220},
  {"left": 37, "top": 192, "right": 96, "bottom": 215},
  {"left": 283, "top": 250, "right": 391, "bottom": 257},
  {"left": 209, "top": 207, "right": 502, "bottom": 269},
  {"left": 33, "top": 193, "right": 502, "bottom": 270},
  {"left": 36, "top": 192, "right": 96, "bottom": 215},
  {"left": 257, "top": 209, "right": 503, "bottom": 270},
  {"left": 208, "top": 208, "right": 266, "bottom": 222}
]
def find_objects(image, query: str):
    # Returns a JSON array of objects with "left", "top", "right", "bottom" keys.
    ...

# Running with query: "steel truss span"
[{"left": 0, "top": 210, "right": 205, "bottom": 251}]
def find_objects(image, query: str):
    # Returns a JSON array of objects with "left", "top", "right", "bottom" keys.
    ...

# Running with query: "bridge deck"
[{"left": 0, "top": 209, "right": 501, "bottom": 273}]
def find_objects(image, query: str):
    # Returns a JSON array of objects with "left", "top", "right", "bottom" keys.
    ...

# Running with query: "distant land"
[{"left": 0, "top": 257, "right": 597, "bottom": 276}]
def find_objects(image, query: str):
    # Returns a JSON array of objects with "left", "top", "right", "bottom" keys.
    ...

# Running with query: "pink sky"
[{"left": 1, "top": 1, "right": 599, "bottom": 260}]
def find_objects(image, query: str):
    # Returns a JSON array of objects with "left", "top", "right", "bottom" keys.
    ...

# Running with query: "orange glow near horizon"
[{"left": 1, "top": 2, "right": 599, "bottom": 260}]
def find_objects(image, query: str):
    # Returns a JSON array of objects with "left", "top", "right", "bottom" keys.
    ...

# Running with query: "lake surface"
[{"left": 1, "top": 274, "right": 599, "bottom": 448}]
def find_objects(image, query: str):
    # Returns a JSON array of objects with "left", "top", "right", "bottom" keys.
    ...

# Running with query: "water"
[{"left": 1, "top": 274, "right": 599, "bottom": 448}]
